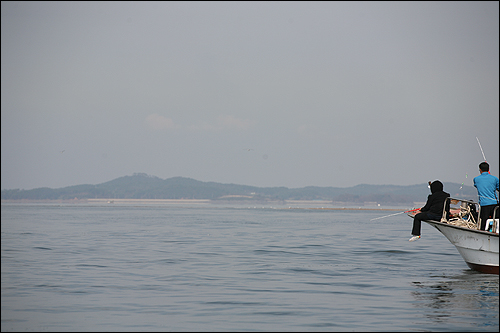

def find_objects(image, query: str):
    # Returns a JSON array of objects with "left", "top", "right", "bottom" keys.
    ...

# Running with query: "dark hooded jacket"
[{"left": 420, "top": 181, "right": 450, "bottom": 216}]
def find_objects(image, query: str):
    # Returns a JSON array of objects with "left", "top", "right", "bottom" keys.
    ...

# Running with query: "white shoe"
[{"left": 409, "top": 235, "right": 421, "bottom": 242}]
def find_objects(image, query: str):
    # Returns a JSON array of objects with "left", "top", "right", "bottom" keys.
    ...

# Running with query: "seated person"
[{"left": 409, "top": 180, "right": 450, "bottom": 241}]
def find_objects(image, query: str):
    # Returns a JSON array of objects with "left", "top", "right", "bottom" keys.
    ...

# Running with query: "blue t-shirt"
[{"left": 473, "top": 172, "right": 500, "bottom": 206}]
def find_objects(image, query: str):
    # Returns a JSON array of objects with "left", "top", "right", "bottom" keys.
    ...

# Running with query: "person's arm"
[
  {"left": 420, "top": 195, "right": 432, "bottom": 212},
  {"left": 496, "top": 178, "right": 499, "bottom": 202},
  {"left": 445, "top": 196, "right": 451, "bottom": 219}
]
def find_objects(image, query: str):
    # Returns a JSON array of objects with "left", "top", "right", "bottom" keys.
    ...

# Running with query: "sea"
[{"left": 1, "top": 202, "right": 498, "bottom": 332}]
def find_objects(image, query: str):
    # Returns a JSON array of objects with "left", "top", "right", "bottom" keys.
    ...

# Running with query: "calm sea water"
[{"left": 1, "top": 203, "right": 498, "bottom": 332}]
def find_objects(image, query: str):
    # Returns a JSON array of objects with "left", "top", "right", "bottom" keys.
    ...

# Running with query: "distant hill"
[{"left": 1, "top": 173, "right": 478, "bottom": 204}]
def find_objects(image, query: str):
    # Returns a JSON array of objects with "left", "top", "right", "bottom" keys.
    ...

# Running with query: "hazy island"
[{"left": 1, "top": 173, "right": 478, "bottom": 207}]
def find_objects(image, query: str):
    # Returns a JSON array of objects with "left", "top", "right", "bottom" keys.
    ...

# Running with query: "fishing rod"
[
  {"left": 370, "top": 208, "right": 420, "bottom": 221},
  {"left": 476, "top": 137, "right": 487, "bottom": 162},
  {"left": 476, "top": 137, "right": 497, "bottom": 204},
  {"left": 476, "top": 136, "right": 491, "bottom": 174}
]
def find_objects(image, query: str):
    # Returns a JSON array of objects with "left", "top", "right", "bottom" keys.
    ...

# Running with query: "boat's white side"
[{"left": 423, "top": 219, "right": 499, "bottom": 274}]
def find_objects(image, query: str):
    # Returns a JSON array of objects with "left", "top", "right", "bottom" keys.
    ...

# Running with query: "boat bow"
[{"left": 408, "top": 198, "right": 499, "bottom": 274}]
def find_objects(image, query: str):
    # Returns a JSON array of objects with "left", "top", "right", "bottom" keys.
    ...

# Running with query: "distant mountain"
[{"left": 1, "top": 173, "right": 478, "bottom": 204}]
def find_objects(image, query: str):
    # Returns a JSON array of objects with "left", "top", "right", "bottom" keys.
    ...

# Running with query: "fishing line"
[{"left": 459, "top": 173, "right": 468, "bottom": 190}]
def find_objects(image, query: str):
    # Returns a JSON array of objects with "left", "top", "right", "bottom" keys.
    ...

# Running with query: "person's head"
[
  {"left": 479, "top": 162, "right": 489, "bottom": 173},
  {"left": 430, "top": 180, "right": 443, "bottom": 193}
]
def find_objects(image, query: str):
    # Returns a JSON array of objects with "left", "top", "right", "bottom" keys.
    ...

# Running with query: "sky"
[{"left": 1, "top": 1, "right": 499, "bottom": 190}]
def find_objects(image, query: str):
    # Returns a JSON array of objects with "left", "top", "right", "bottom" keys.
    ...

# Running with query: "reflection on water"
[{"left": 411, "top": 270, "right": 499, "bottom": 327}]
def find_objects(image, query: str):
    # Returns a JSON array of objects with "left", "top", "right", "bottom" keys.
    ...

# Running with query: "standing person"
[
  {"left": 409, "top": 180, "right": 450, "bottom": 242},
  {"left": 473, "top": 162, "right": 500, "bottom": 231}
]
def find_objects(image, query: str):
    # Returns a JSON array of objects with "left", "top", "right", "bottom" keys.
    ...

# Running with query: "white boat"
[{"left": 408, "top": 198, "right": 499, "bottom": 275}]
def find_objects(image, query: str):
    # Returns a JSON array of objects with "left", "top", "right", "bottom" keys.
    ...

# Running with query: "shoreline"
[{"left": 1, "top": 198, "right": 407, "bottom": 211}]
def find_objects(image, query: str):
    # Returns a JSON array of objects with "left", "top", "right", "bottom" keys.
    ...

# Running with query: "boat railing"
[
  {"left": 441, "top": 197, "right": 479, "bottom": 230},
  {"left": 491, "top": 206, "right": 499, "bottom": 233}
]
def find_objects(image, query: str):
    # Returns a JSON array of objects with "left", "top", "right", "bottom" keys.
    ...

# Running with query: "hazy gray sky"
[{"left": 2, "top": 1, "right": 499, "bottom": 190}]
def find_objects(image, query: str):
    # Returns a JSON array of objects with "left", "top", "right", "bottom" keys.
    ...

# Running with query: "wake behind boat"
[{"left": 407, "top": 197, "right": 499, "bottom": 274}]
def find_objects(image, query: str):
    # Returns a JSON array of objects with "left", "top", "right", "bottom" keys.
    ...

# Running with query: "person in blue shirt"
[{"left": 473, "top": 162, "right": 500, "bottom": 231}]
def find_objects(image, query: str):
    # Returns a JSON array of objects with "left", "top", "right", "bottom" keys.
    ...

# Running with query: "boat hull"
[{"left": 423, "top": 220, "right": 499, "bottom": 274}]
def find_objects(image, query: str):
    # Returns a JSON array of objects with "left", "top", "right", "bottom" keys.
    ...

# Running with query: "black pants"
[
  {"left": 412, "top": 212, "right": 441, "bottom": 236},
  {"left": 479, "top": 204, "right": 500, "bottom": 230}
]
